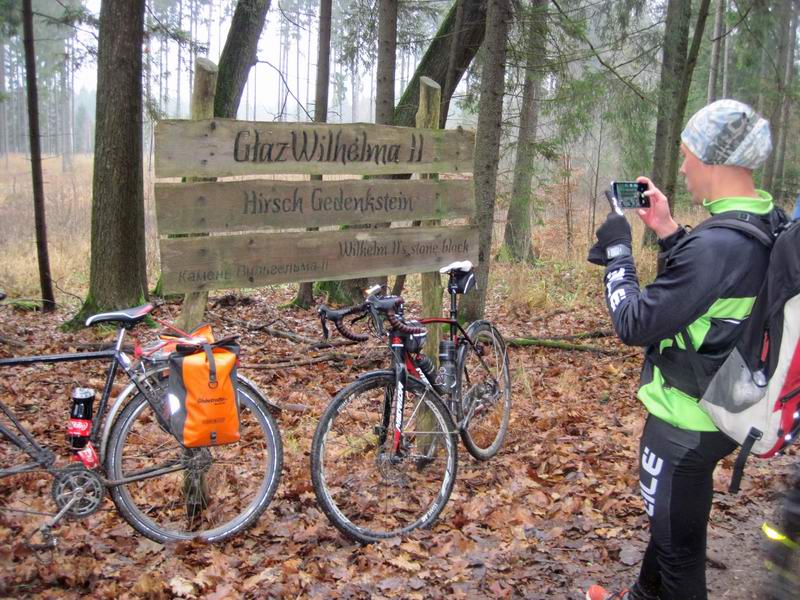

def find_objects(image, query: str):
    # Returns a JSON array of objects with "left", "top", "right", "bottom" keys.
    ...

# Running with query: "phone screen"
[{"left": 612, "top": 181, "right": 650, "bottom": 209}]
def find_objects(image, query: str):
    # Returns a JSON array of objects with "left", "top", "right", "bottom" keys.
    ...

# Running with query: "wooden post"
[
  {"left": 176, "top": 57, "right": 218, "bottom": 332},
  {"left": 417, "top": 77, "right": 443, "bottom": 364},
  {"left": 415, "top": 77, "right": 442, "bottom": 452}
]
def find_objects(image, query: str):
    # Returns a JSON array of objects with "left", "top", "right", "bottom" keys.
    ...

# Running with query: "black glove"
[{"left": 587, "top": 212, "right": 632, "bottom": 266}]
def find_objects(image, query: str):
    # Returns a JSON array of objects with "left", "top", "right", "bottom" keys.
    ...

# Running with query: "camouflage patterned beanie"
[{"left": 680, "top": 99, "right": 772, "bottom": 169}]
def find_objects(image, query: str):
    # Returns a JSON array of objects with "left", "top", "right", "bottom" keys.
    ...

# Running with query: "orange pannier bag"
[
  {"left": 159, "top": 323, "right": 215, "bottom": 353},
  {"left": 166, "top": 339, "right": 240, "bottom": 447}
]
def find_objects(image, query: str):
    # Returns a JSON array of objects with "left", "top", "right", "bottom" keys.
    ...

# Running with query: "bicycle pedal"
[{"left": 24, "top": 526, "right": 58, "bottom": 553}]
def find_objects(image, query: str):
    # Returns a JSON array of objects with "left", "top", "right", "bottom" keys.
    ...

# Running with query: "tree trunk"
[
  {"left": 664, "top": 0, "right": 712, "bottom": 198},
  {"left": 773, "top": 4, "right": 798, "bottom": 202},
  {"left": 440, "top": 0, "right": 466, "bottom": 128},
  {"left": 214, "top": 0, "right": 272, "bottom": 120},
  {"left": 61, "top": 50, "right": 73, "bottom": 172},
  {"left": 306, "top": 10, "right": 312, "bottom": 110},
  {"left": 460, "top": 0, "right": 512, "bottom": 322},
  {"left": 337, "top": 0, "right": 398, "bottom": 304},
  {"left": 369, "top": 63, "right": 375, "bottom": 121},
  {"left": 377, "top": 0, "right": 398, "bottom": 125},
  {"left": 1, "top": 41, "right": 8, "bottom": 165},
  {"left": 562, "top": 151, "right": 573, "bottom": 251},
  {"left": 177, "top": 0, "right": 183, "bottom": 117},
  {"left": 281, "top": 24, "right": 290, "bottom": 119},
  {"left": 721, "top": 4, "right": 729, "bottom": 98},
  {"left": 296, "top": 18, "right": 302, "bottom": 120},
  {"left": 394, "top": 0, "right": 487, "bottom": 128},
  {"left": 292, "top": 0, "right": 331, "bottom": 310},
  {"left": 22, "top": 0, "right": 55, "bottom": 311},
  {"left": 502, "top": 0, "right": 546, "bottom": 263},
  {"left": 350, "top": 64, "right": 359, "bottom": 122},
  {"left": 158, "top": 25, "right": 164, "bottom": 113},
  {"left": 707, "top": 0, "right": 724, "bottom": 103},
  {"left": 588, "top": 119, "right": 605, "bottom": 239},
  {"left": 756, "top": 43, "right": 769, "bottom": 114},
  {"left": 78, "top": 0, "right": 147, "bottom": 320},
  {"left": 650, "top": 0, "right": 691, "bottom": 210},
  {"left": 761, "top": 0, "right": 792, "bottom": 193},
  {"left": 175, "top": 0, "right": 270, "bottom": 322},
  {"left": 646, "top": 0, "right": 710, "bottom": 245}
]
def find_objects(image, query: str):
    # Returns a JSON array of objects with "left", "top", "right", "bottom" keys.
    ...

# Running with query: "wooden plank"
[
  {"left": 154, "top": 119, "right": 475, "bottom": 178},
  {"left": 155, "top": 179, "right": 474, "bottom": 234},
  {"left": 160, "top": 226, "right": 478, "bottom": 294}
]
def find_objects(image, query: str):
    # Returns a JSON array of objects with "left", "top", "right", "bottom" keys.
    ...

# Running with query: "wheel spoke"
[
  {"left": 312, "top": 374, "right": 457, "bottom": 542},
  {"left": 459, "top": 325, "right": 511, "bottom": 460},
  {"left": 106, "top": 383, "right": 282, "bottom": 543}
]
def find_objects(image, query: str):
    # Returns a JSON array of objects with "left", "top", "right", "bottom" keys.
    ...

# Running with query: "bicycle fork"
[{"left": 390, "top": 338, "right": 407, "bottom": 454}]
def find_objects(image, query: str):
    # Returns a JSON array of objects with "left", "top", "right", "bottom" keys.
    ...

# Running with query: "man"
[{"left": 585, "top": 99, "right": 775, "bottom": 600}]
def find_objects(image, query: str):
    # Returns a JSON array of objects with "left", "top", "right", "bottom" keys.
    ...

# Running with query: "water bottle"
[
  {"left": 435, "top": 340, "right": 457, "bottom": 393},
  {"left": 67, "top": 387, "right": 99, "bottom": 468},
  {"left": 415, "top": 355, "right": 437, "bottom": 384},
  {"left": 731, "top": 368, "right": 767, "bottom": 408}
]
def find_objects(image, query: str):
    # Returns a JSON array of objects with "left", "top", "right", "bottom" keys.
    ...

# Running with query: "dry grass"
[
  {"left": 1, "top": 155, "right": 93, "bottom": 304},
  {"left": 0, "top": 154, "right": 162, "bottom": 308}
]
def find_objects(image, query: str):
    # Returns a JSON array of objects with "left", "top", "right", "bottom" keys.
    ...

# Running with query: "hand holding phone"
[
  {"left": 610, "top": 181, "right": 650, "bottom": 210},
  {"left": 604, "top": 189, "right": 624, "bottom": 216},
  {"left": 633, "top": 176, "right": 680, "bottom": 239}
]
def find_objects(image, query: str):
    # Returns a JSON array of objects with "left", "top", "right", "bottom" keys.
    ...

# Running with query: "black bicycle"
[
  {"left": 0, "top": 298, "right": 282, "bottom": 546},
  {"left": 310, "top": 261, "right": 511, "bottom": 542}
]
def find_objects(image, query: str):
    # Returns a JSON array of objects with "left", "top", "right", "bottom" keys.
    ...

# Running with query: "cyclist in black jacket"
[{"left": 585, "top": 100, "right": 775, "bottom": 600}]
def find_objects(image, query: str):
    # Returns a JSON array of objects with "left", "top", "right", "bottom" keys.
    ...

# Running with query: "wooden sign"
[
  {"left": 155, "top": 179, "right": 474, "bottom": 234},
  {"left": 154, "top": 119, "right": 475, "bottom": 178},
  {"left": 160, "top": 226, "right": 479, "bottom": 293}
]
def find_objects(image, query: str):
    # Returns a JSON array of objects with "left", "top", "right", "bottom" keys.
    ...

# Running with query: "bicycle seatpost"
[{"left": 448, "top": 274, "right": 458, "bottom": 335}]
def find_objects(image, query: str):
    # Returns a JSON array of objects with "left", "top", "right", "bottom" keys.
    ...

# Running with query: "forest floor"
[{"left": 0, "top": 256, "right": 796, "bottom": 600}]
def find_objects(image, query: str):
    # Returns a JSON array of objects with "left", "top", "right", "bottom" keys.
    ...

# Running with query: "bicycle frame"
[
  {"left": 0, "top": 326, "right": 177, "bottom": 483},
  {"left": 380, "top": 278, "right": 500, "bottom": 453},
  {"left": 382, "top": 327, "right": 489, "bottom": 454}
]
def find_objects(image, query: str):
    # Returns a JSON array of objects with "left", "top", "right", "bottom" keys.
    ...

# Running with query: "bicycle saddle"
[
  {"left": 439, "top": 260, "right": 473, "bottom": 274},
  {"left": 85, "top": 303, "right": 154, "bottom": 327}
]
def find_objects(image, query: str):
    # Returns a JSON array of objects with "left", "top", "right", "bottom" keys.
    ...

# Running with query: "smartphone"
[{"left": 611, "top": 181, "right": 650, "bottom": 210}]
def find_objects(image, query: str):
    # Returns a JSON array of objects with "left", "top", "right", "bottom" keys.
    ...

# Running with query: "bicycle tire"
[
  {"left": 457, "top": 321, "right": 511, "bottom": 461},
  {"left": 106, "top": 379, "right": 283, "bottom": 543},
  {"left": 310, "top": 371, "right": 458, "bottom": 543}
]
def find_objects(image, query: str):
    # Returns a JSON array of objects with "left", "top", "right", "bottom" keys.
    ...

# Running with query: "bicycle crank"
[{"left": 51, "top": 464, "right": 106, "bottom": 518}]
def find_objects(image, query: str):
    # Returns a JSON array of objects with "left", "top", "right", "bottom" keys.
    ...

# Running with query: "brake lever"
[
  {"left": 368, "top": 303, "right": 384, "bottom": 337},
  {"left": 319, "top": 311, "right": 330, "bottom": 340}
]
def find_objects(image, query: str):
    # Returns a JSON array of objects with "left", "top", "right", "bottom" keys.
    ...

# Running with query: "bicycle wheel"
[
  {"left": 311, "top": 371, "right": 457, "bottom": 543},
  {"left": 106, "top": 379, "right": 282, "bottom": 543},
  {"left": 457, "top": 320, "right": 511, "bottom": 460}
]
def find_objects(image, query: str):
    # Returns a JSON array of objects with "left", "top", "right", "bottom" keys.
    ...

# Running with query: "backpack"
[
  {"left": 682, "top": 211, "right": 800, "bottom": 492},
  {"left": 166, "top": 339, "right": 241, "bottom": 447}
]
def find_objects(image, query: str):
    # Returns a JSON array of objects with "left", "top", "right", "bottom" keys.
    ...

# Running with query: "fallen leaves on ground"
[{"left": 0, "top": 278, "right": 795, "bottom": 599}]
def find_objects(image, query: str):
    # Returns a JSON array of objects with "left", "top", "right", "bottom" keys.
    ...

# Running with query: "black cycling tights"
[
  {"left": 765, "top": 460, "right": 800, "bottom": 600},
  {"left": 632, "top": 415, "right": 736, "bottom": 600}
]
